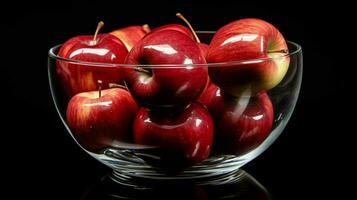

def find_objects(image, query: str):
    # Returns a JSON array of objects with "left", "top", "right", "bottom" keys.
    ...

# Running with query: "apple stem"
[
  {"left": 109, "top": 83, "right": 127, "bottom": 90},
  {"left": 97, "top": 80, "right": 103, "bottom": 98},
  {"left": 176, "top": 13, "right": 200, "bottom": 43},
  {"left": 142, "top": 24, "right": 151, "bottom": 33},
  {"left": 134, "top": 67, "right": 151, "bottom": 75},
  {"left": 93, "top": 21, "right": 104, "bottom": 45},
  {"left": 267, "top": 49, "right": 289, "bottom": 54}
]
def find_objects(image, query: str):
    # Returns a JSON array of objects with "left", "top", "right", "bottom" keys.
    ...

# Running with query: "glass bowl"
[
  {"left": 81, "top": 169, "right": 270, "bottom": 199},
  {"left": 48, "top": 32, "right": 302, "bottom": 183}
]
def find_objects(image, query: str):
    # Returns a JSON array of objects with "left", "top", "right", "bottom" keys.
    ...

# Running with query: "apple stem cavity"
[
  {"left": 109, "top": 83, "right": 127, "bottom": 90},
  {"left": 93, "top": 21, "right": 105, "bottom": 45},
  {"left": 97, "top": 80, "right": 103, "bottom": 98},
  {"left": 134, "top": 67, "right": 151, "bottom": 76},
  {"left": 176, "top": 13, "right": 200, "bottom": 43},
  {"left": 142, "top": 24, "right": 151, "bottom": 33}
]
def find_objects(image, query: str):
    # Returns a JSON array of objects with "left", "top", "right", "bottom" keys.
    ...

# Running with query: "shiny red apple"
[
  {"left": 207, "top": 18, "right": 290, "bottom": 96},
  {"left": 66, "top": 81, "right": 139, "bottom": 153},
  {"left": 148, "top": 24, "right": 193, "bottom": 39},
  {"left": 198, "top": 43, "right": 209, "bottom": 58},
  {"left": 176, "top": 13, "right": 209, "bottom": 57},
  {"left": 57, "top": 21, "right": 128, "bottom": 99},
  {"left": 199, "top": 81, "right": 273, "bottom": 155},
  {"left": 110, "top": 24, "right": 150, "bottom": 51},
  {"left": 133, "top": 102, "right": 213, "bottom": 167},
  {"left": 123, "top": 30, "right": 208, "bottom": 109}
]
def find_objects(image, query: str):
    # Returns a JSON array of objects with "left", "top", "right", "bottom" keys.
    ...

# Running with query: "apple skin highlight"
[
  {"left": 207, "top": 18, "right": 290, "bottom": 96},
  {"left": 66, "top": 88, "right": 138, "bottom": 152}
]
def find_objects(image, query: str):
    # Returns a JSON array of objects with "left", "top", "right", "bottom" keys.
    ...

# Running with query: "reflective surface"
[{"left": 81, "top": 169, "right": 271, "bottom": 200}]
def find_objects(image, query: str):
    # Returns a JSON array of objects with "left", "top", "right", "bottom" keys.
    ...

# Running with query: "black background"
[{"left": 2, "top": 0, "right": 353, "bottom": 199}]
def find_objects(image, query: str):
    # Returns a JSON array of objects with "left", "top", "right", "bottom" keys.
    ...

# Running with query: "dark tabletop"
[{"left": 2, "top": 0, "right": 352, "bottom": 199}]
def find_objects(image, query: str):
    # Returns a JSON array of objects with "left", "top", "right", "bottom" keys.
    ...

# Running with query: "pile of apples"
[{"left": 56, "top": 14, "right": 289, "bottom": 168}]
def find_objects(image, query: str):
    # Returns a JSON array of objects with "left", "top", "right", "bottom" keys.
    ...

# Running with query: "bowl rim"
[{"left": 48, "top": 31, "right": 302, "bottom": 68}]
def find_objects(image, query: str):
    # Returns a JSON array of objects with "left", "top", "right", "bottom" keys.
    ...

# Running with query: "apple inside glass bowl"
[{"left": 48, "top": 26, "right": 302, "bottom": 184}]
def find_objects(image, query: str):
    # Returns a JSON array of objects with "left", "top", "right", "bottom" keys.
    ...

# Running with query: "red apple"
[
  {"left": 133, "top": 102, "right": 213, "bottom": 167},
  {"left": 66, "top": 81, "right": 139, "bottom": 153},
  {"left": 57, "top": 21, "right": 128, "bottom": 99},
  {"left": 176, "top": 13, "right": 209, "bottom": 58},
  {"left": 199, "top": 82, "right": 273, "bottom": 155},
  {"left": 123, "top": 30, "right": 208, "bottom": 109},
  {"left": 110, "top": 24, "right": 151, "bottom": 51},
  {"left": 148, "top": 24, "right": 193, "bottom": 39},
  {"left": 207, "top": 18, "right": 290, "bottom": 96},
  {"left": 198, "top": 43, "right": 209, "bottom": 58}
]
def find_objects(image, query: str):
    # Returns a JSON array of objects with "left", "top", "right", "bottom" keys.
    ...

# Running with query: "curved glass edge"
[
  {"left": 239, "top": 50, "right": 303, "bottom": 164},
  {"left": 48, "top": 40, "right": 302, "bottom": 68}
]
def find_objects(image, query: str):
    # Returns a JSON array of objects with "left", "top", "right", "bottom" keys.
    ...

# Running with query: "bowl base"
[
  {"left": 110, "top": 168, "right": 245, "bottom": 188},
  {"left": 96, "top": 147, "right": 250, "bottom": 187},
  {"left": 81, "top": 169, "right": 270, "bottom": 199}
]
